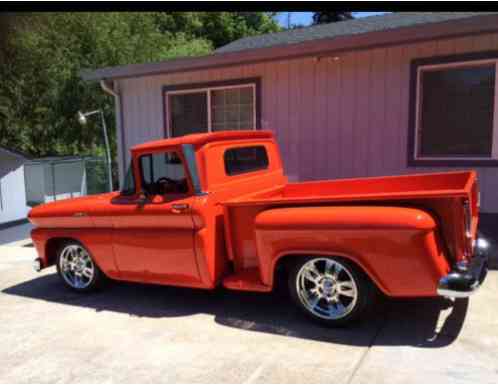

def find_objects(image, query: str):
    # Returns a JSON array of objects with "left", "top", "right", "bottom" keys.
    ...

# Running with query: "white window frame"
[
  {"left": 414, "top": 58, "right": 498, "bottom": 161},
  {"left": 165, "top": 83, "right": 257, "bottom": 138}
]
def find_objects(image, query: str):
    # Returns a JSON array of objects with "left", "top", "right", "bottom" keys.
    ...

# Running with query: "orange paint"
[{"left": 29, "top": 130, "right": 479, "bottom": 297}]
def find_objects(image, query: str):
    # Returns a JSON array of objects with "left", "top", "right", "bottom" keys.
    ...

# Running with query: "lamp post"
[{"left": 77, "top": 109, "right": 113, "bottom": 192}]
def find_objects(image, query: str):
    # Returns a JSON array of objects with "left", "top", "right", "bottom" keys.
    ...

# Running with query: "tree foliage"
[
  {"left": 0, "top": 12, "right": 280, "bottom": 166},
  {"left": 153, "top": 12, "right": 281, "bottom": 48},
  {"left": 312, "top": 12, "right": 354, "bottom": 24}
]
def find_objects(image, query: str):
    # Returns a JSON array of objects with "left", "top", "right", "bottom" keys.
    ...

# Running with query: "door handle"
[{"left": 171, "top": 203, "right": 189, "bottom": 213}]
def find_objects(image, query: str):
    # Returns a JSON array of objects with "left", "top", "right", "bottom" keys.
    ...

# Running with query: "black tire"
[
  {"left": 55, "top": 240, "right": 106, "bottom": 292},
  {"left": 288, "top": 255, "right": 376, "bottom": 327}
]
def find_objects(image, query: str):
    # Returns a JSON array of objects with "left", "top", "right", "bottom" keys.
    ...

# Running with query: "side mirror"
[{"left": 135, "top": 190, "right": 148, "bottom": 206}]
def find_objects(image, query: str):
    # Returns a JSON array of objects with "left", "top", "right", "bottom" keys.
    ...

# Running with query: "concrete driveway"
[
  {"left": 0, "top": 245, "right": 497, "bottom": 383},
  {"left": 0, "top": 222, "right": 33, "bottom": 246}
]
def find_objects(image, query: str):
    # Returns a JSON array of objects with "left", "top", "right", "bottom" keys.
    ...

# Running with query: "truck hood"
[{"left": 28, "top": 192, "right": 119, "bottom": 227}]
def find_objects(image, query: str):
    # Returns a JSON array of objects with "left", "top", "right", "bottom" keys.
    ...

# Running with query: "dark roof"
[
  {"left": 0, "top": 146, "right": 29, "bottom": 160},
  {"left": 82, "top": 12, "right": 498, "bottom": 82},
  {"left": 25, "top": 155, "right": 103, "bottom": 165},
  {"left": 216, "top": 12, "right": 497, "bottom": 54}
]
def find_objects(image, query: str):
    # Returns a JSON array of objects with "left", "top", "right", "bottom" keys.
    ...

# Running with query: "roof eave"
[{"left": 81, "top": 14, "right": 498, "bottom": 82}]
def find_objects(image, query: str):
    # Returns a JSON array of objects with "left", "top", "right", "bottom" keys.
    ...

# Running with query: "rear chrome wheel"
[
  {"left": 56, "top": 241, "right": 105, "bottom": 292},
  {"left": 289, "top": 256, "right": 375, "bottom": 326},
  {"left": 296, "top": 258, "right": 358, "bottom": 320}
]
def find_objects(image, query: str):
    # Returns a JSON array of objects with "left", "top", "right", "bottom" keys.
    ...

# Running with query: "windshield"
[{"left": 121, "top": 161, "right": 136, "bottom": 195}]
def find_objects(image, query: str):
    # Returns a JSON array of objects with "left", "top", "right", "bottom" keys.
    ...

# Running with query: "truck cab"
[{"left": 113, "top": 130, "right": 286, "bottom": 289}]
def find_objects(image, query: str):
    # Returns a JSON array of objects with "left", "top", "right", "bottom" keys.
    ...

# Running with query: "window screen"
[
  {"left": 224, "top": 146, "right": 269, "bottom": 176},
  {"left": 211, "top": 86, "right": 254, "bottom": 131},
  {"left": 419, "top": 64, "right": 496, "bottom": 157},
  {"left": 169, "top": 92, "right": 208, "bottom": 137}
]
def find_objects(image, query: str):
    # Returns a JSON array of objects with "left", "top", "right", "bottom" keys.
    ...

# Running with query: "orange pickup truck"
[{"left": 29, "top": 130, "right": 489, "bottom": 326}]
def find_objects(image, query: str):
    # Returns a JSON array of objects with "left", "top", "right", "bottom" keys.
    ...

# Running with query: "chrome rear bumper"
[{"left": 437, "top": 239, "right": 489, "bottom": 298}]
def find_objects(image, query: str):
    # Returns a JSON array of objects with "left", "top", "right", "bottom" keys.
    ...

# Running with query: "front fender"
[
  {"left": 31, "top": 227, "right": 119, "bottom": 278},
  {"left": 254, "top": 206, "right": 450, "bottom": 297}
]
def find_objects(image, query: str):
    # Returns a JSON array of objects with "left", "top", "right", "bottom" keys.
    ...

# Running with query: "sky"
[{"left": 276, "top": 12, "right": 388, "bottom": 28}]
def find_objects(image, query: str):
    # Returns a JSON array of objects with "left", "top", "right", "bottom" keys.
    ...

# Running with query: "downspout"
[
  {"left": 100, "top": 79, "right": 118, "bottom": 98},
  {"left": 100, "top": 79, "right": 126, "bottom": 189}
]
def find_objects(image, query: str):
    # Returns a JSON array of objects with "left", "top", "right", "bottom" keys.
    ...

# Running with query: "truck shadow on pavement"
[{"left": 3, "top": 272, "right": 468, "bottom": 348}]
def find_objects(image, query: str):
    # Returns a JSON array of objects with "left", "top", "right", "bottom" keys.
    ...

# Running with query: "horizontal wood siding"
[{"left": 118, "top": 32, "right": 498, "bottom": 212}]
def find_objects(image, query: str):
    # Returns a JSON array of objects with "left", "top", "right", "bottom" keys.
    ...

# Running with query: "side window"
[
  {"left": 166, "top": 81, "right": 258, "bottom": 137},
  {"left": 139, "top": 151, "right": 189, "bottom": 195},
  {"left": 417, "top": 63, "right": 496, "bottom": 158},
  {"left": 224, "top": 146, "right": 269, "bottom": 176}
]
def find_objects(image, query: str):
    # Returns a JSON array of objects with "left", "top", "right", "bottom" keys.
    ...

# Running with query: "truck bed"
[
  {"left": 222, "top": 171, "right": 479, "bottom": 277},
  {"left": 224, "top": 171, "right": 477, "bottom": 206}
]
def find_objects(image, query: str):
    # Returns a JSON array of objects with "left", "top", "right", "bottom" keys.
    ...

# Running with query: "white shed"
[{"left": 0, "top": 147, "right": 30, "bottom": 226}]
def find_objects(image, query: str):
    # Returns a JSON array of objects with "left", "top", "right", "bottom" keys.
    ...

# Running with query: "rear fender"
[
  {"left": 272, "top": 249, "right": 388, "bottom": 294},
  {"left": 254, "top": 206, "right": 450, "bottom": 297}
]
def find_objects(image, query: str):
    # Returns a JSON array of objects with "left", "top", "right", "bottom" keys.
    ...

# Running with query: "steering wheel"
[
  {"left": 156, "top": 177, "right": 179, "bottom": 194},
  {"left": 157, "top": 177, "right": 176, "bottom": 185}
]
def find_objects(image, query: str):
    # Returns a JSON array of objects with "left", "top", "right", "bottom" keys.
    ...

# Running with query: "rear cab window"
[{"left": 224, "top": 146, "right": 269, "bottom": 176}]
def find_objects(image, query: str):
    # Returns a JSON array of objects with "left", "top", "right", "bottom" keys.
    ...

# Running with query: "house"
[
  {"left": 0, "top": 147, "right": 30, "bottom": 226},
  {"left": 83, "top": 12, "right": 498, "bottom": 213}
]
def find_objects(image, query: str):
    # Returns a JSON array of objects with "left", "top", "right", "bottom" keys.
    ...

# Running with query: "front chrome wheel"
[
  {"left": 59, "top": 244, "right": 95, "bottom": 290},
  {"left": 295, "top": 257, "right": 358, "bottom": 320}
]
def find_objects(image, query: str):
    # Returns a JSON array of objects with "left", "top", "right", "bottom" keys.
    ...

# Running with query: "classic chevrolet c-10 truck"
[{"left": 29, "top": 130, "right": 489, "bottom": 326}]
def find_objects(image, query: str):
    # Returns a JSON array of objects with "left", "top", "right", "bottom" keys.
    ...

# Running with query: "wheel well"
[
  {"left": 273, "top": 253, "right": 379, "bottom": 292},
  {"left": 45, "top": 237, "right": 77, "bottom": 266},
  {"left": 272, "top": 254, "right": 306, "bottom": 291}
]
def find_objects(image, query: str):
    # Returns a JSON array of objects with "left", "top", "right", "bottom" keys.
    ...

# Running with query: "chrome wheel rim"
[
  {"left": 296, "top": 258, "right": 358, "bottom": 320},
  {"left": 59, "top": 244, "right": 94, "bottom": 289}
]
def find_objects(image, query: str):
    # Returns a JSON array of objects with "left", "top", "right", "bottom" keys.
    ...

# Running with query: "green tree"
[
  {"left": 152, "top": 12, "right": 280, "bottom": 48},
  {"left": 312, "top": 12, "right": 354, "bottom": 24}
]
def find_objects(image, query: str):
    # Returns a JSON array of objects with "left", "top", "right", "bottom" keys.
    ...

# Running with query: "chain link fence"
[{"left": 24, "top": 156, "right": 110, "bottom": 207}]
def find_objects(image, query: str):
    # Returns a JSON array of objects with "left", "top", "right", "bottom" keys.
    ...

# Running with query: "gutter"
[
  {"left": 99, "top": 80, "right": 126, "bottom": 188},
  {"left": 100, "top": 79, "right": 118, "bottom": 98}
]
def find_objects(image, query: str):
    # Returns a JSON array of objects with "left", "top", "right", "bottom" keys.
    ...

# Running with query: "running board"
[{"left": 222, "top": 268, "right": 271, "bottom": 292}]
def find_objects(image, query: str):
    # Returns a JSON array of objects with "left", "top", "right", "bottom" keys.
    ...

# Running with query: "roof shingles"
[{"left": 215, "top": 13, "right": 496, "bottom": 54}]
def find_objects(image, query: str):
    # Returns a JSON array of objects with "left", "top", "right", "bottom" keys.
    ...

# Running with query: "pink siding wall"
[{"left": 118, "top": 32, "right": 498, "bottom": 212}]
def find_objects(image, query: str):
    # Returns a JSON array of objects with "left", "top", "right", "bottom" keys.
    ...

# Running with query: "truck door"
[{"left": 111, "top": 150, "right": 201, "bottom": 286}]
